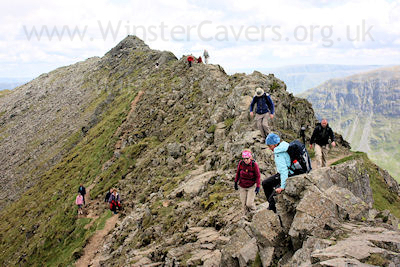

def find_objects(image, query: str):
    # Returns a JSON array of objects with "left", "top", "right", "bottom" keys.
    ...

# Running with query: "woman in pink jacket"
[{"left": 75, "top": 192, "right": 84, "bottom": 215}]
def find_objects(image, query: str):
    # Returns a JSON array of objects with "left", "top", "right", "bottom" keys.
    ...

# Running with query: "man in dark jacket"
[
  {"left": 249, "top": 87, "right": 275, "bottom": 141},
  {"left": 78, "top": 184, "right": 86, "bottom": 205},
  {"left": 310, "top": 119, "right": 336, "bottom": 168}
]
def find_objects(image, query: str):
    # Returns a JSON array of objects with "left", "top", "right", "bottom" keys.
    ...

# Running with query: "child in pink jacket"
[{"left": 76, "top": 192, "right": 84, "bottom": 215}]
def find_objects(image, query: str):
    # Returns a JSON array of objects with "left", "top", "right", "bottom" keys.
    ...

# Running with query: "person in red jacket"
[
  {"left": 187, "top": 55, "right": 194, "bottom": 67},
  {"left": 234, "top": 150, "right": 261, "bottom": 215},
  {"left": 197, "top": 56, "right": 203, "bottom": 63}
]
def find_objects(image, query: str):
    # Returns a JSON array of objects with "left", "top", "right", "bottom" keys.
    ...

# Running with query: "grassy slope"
[
  {"left": 332, "top": 152, "right": 400, "bottom": 218},
  {"left": 0, "top": 80, "right": 138, "bottom": 266}
]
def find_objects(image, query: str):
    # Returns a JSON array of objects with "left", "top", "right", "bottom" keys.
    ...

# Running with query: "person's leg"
[
  {"left": 321, "top": 145, "right": 327, "bottom": 167},
  {"left": 314, "top": 144, "right": 323, "bottom": 169},
  {"left": 261, "top": 113, "right": 270, "bottom": 137},
  {"left": 239, "top": 186, "right": 247, "bottom": 214},
  {"left": 255, "top": 113, "right": 266, "bottom": 140},
  {"left": 246, "top": 184, "right": 256, "bottom": 212},
  {"left": 262, "top": 173, "right": 281, "bottom": 212}
]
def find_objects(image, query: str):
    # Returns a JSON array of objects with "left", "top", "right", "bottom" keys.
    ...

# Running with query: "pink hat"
[{"left": 242, "top": 151, "right": 252, "bottom": 159}]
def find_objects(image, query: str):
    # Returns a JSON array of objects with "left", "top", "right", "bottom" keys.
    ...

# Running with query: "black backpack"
[{"left": 287, "top": 140, "right": 312, "bottom": 176}]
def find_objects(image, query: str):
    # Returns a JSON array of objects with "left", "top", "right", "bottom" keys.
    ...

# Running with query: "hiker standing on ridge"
[
  {"left": 105, "top": 188, "right": 112, "bottom": 204},
  {"left": 234, "top": 150, "right": 261, "bottom": 216},
  {"left": 262, "top": 133, "right": 293, "bottom": 213},
  {"left": 250, "top": 87, "right": 275, "bottom": 141},
  {"left": 197, "top": 56, "right": 203, "bottom": 63},
  {"left": 76, "top": 192, "right": 84, "bottom": 215},
  {"left": 299, "top": 125, "right": 307, "bottom": 144},
  {"left": 310, "top": 119, "right": 336, "bottom": 168},
  {"left": 187, "top": 55, "right": 194, "bottom": 67},
  {"left": 108, "top": 188, "right": 122, "bottom": 214},
  {"left": 78, "top": 184, "right": 86, "bottom": 205},
  {"left": 203, "top": 49, "right": 209, "bottom": 64}
]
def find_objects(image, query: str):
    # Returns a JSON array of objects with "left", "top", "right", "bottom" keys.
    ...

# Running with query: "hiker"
[
  {"left": 262, "top": 133, "right": 293, "bottom": 213},
  {"left": 234, "top": 150, "right": 261, "bottom": 215},
  {"left": 108, "top": 188, "right": 121, "bottom": 214},
  {"left": 250, "top": 87, "right": 275, "bottom": 141},
  {"left": 203, "top": 49, "right": 209, "bottom": 64},
  {"left": 197, "top": 56, "right": 203, "bottom": 63},
  {"left": 76, "top": 192, "right": 84, "bottom": 215},
  {"left": 105, "top": 188, "right": 112, "bottom": 203},
  {"left": 310, "top": 118, "right": 336, "bottom": 168},
  {"left": 187, "top": 55, "right": 194, "bottom": 67},
  {"left": 299, "top": 125, "right": 306, "bottom": 144},
  {"left": 78, "top": 184, "right": 86, "bottom": 205},
  {"left": 155, "top": 61, "right": 159, "bottom": 69}
]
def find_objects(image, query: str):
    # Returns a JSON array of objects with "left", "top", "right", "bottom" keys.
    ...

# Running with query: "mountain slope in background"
[
  {"left": 0, "top": 36, "right": 399, "bottom": 266},
  {"left": 0, "top": 77, "right": 31, "bottom": 90},
  {"left": 301, "top": 66, "right": 400, "bottom": 181},
  {"left": 256, "top": 64, "right": 383, "bottom": 94}
]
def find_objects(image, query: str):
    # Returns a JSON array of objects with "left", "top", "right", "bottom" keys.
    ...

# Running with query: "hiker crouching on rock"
[
  {"left": 234, "top": 150, "right": 261, "bottom": 216},
  {"left": 262, "top": 133, "right": 293, "bottom": 213},
  {"left": 250, "top": 87, "right": 275, "bottom": 142},
  {"left": 108, "top": 189, "right": 122, "bottom": 214}
]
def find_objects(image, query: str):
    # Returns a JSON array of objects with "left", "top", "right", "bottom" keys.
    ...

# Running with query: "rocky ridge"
[{"left": 0, "top": 36, "right": 399, "bottom": 266}]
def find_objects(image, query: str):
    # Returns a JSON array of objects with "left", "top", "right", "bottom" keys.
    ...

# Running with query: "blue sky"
[{"left": 1, "top": 0, "right": 400, "bottom": 78}]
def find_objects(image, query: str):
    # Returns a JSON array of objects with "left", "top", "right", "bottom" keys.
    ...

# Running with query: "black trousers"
[{"left": 262, "top": 173, "right": 281, "bottom": 213}]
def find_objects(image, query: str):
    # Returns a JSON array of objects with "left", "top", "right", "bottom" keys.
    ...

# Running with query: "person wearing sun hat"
[
  {"left": 234, "top": 150, "right": 261, "bottom": 215},
  {"left": 249, "top": 87, "right": 275, "bottom": 141},
  {"left": 262, "top": 133, "right": 293, "bottom": 213}
]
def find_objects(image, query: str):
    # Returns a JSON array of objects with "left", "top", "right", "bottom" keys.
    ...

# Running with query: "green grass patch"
[{"left": 0, "top": 88, "right": 136, "bottom": 266}]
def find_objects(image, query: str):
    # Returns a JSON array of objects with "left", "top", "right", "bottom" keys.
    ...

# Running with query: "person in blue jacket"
[
  {"left": 262, "top": 133, "right": 293, "bottom": 213},
  {"left": 250, "top": 87, "right": 275, "bottom": 141}
]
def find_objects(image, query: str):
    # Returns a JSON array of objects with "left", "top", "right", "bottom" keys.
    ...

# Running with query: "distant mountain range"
[
  {"left": 258, "top": 64, "right": 384, "bottom": 94},
  {"left": 301, "top": 66, "right": 400, "bottom": 181},
  {"left": 0, "top": 78, "right": 31, "bottom": 90}
]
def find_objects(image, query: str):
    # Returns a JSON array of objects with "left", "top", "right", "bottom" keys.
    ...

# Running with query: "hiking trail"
[{"left": 75, "top": 90, "right": 144, "bottom": 267}]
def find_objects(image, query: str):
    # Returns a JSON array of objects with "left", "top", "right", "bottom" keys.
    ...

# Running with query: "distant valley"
[{"left": 301, "top": 66, "right": 400, "bottom": 181}]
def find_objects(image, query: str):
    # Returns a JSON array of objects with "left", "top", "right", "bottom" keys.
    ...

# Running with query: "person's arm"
[
  {"left": 329, "top": 128, "right": 336, "bottom": 146},
  {"left": 235, "top": 162, "right": 241, "bottom": 183},
  {"left": 254, "top": 162, "right": 261, "bottom": 188},
  {"left": 276, "top": 155, "right": 289, "bottom": 189},
  {"left": 266, "top": 95, "right": 275, "bottom": 115},
  {"left": 249, "top": 97, "right": 256, "bottom": 113},
  {"left": 310, "top": 127, "right": 317, "bottom": 147}
]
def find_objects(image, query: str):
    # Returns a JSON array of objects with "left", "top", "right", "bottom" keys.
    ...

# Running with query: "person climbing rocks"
[
  {"left": 234, "top": 150, "right": 261, "bottom": 216},
  {"left": 299, "top": 125, "right": 307, "bottom": 144},
  {"left": 155, "top": 61, "right": 159, "bottom": 69},
  {"left": 78, "top": 184, "right": 86, "bottom": 205},
  {"left": 262, "top": 133, "right": 293, "bottom": 213},
  {"left": 197, "top": 56, "right": 203, "bottom": 63},
  {"left": 310, "top": 118, "right": 336, "bottom": 168},
  {"left": 249, "top": 87, "right": 275, "bottom": 141},
  {"left": 187, "top": 55, "right": 194, "bottom": 67},
  {"left": 108, "top": 188, "right": 121, "bottom": 214},
  {"left": 76, "top": 192, "right": 84, "bottom": 215},
  {"left": 203, "top": 49, "right": 209, "bottom": 64},
  {"left": 105, "top": 188, "right": 112, "bottom": 204}
]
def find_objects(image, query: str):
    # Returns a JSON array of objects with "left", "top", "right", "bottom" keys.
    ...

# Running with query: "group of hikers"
[
  {"left": 187, "top": 49, "right": 210, "bottom": 67},
  {"left": 75, "top": 185, "right": 122, "bottom": 215},
  {"left": 235, "top": 86, "right": 336, "bottom": 215},
  {"left": 74, "top": 84, "right": 335, "bottom": 218}
]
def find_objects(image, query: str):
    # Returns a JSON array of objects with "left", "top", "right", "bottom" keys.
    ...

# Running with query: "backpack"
[{"left": 287, "top": 140, "right": 312, "bottom": 175}]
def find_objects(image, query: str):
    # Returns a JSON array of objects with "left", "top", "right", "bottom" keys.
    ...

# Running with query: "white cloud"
[{"left": 0, "top": 0, "right": 399, "bottom": 77}]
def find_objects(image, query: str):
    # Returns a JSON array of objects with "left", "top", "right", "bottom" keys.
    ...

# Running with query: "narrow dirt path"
[
  {"left": 75, "top": 214, "right": 119, "bottom": 267},
  {"left": 75, "top": 90, "right": 145, "bottom": 266}
]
